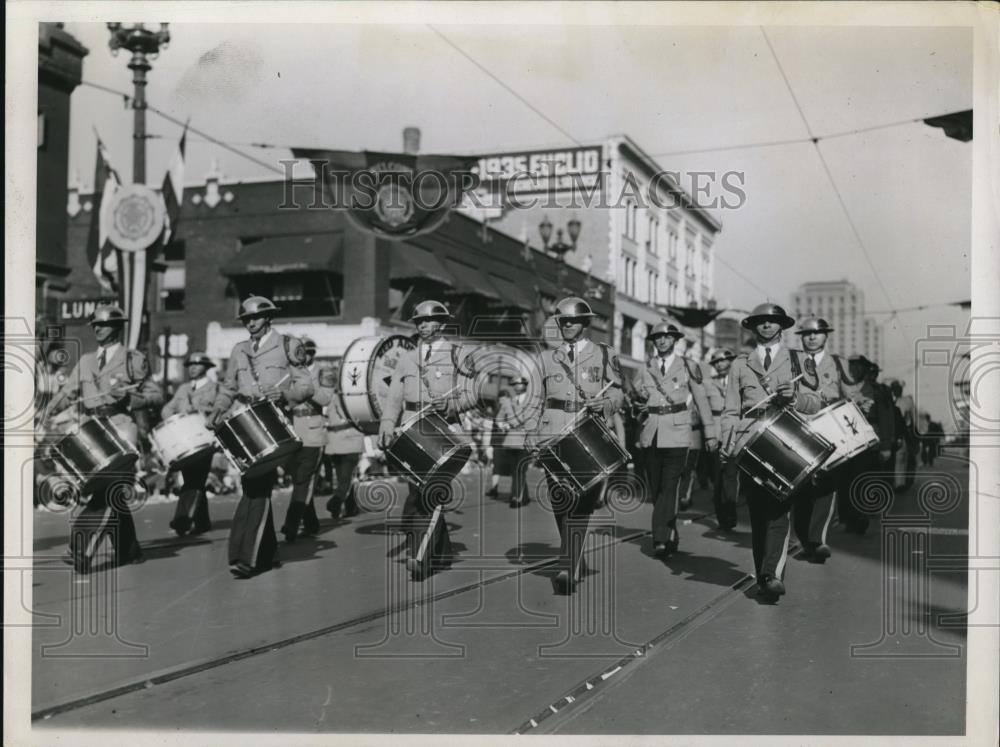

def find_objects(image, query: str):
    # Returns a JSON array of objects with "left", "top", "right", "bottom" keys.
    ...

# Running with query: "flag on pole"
[
  {"left": 85, "top": 134, "right": 121, "bottom": 292},
  {"left": 161, "top": 122, "right": 188, "bottom": 246}
]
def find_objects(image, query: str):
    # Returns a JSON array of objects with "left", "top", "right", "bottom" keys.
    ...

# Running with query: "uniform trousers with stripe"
[
  {"left": 712, "top": 452, "right": 740, "bottom": 529},
  {"left": 495, "top": 447, "right": 530, "bottom": 503},
  {"left": 745, "top": 480, "right": 793, "bottom": 580},
  {"left": 69, "top": 471, "right": 143, "bottom": 572},
  {"left": 793, "top": 468, "right": 838, "bottom": 548},
  {"left": 644, "top": 447, "right": 688, "bottom": 543},
  {"left": 401, "top": 482, "right": 454, "bottom": 568},
  {"left": 281, "top": 446, "right": 323, "bottom": 538},
  {"left": 229, "top": 470, "right": 279, "bottom": 571},
  {"left": 546, "top": 476, "right": 603, "bottom": 579},
  {"left": 325, "top": 452, "right": 361, "bottom": 517},
  {"left": 679, "top": 443, "right": 701, "bottom": 504},
  {"left": 170, "top": 451, "right": 213, "bottom": 534}
]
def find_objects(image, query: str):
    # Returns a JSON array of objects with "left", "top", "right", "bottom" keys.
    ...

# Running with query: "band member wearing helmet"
[
  {"left": 633, "top": 321, "right": 717, "bottom": 558},
  {"left": 677, "top": 338, "right": 717, "bottom": 511},
  {"left": 707, "top": 347, "right": 739, "bottom": 530},
  {"left": 43, "top": 304, "right": 163, "bottom": 572},
  {"left": 323, "top": 362, "right": 365, "bottom": 519},
  {"left": 531, "top": 297, "right": 624, "bottom": 595},
  {"left": 494, "top": 374, "right": 539, "bottom": 508},
  {"left": 721, "top": 303, "right": 823, "bottom": 603},
  {"left": 161, "top": 352, "right": 223, "bottom": 536},
  {"left": 791, "top": 317, "right": 870, "bottom": 561},
  {"left": 210, "top": 296, "right": 314, "bottom": 579},
  {"left": 378, "top": 300, "right": 471, "bottom": 581},
  {"left": 282, "top": 335, "right": 334, "bottom": 542}
]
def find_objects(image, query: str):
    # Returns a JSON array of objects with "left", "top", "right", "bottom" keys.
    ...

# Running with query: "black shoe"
[
  {"left": 509, "top": 498, "right": 525, "bottom": 508},
  {"left": 679, "top": 496, "right": 693, "bottom": 511},
  {"left": 301, "top": 525, "right": 319, "bottom": 538},
  {"left": 230, "top": 562, "right": 254, "bottom": 579},
  {"left": 653, "top": 542, "right": 668, "bottom": 558},
  {"left": 812, "top": 544, "right": 831, "bottom": 562},
  {"left": 552, "top": 570, "right": 574, "bottom": 595},
  {"left": 169, "top": 518, "right": 189, "bottom": 537},
  {"left": 406, "top": 557, "right": 429, "bottom": 581},
  {"left": 758, "top": 574, "right": 786, "bottom": 600},
  {"left": 485, "top": 486, "right": 499, "bottom": 499}
]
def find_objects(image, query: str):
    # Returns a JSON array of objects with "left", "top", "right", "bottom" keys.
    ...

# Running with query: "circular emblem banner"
[{"left": 107, "top": 184, "right": 166, "bottom": 253}]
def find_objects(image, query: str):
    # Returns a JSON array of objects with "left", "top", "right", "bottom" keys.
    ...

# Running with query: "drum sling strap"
[
  {"left": 554, "top": 343, "right": 613, "bottom": 403},
  {"left": 744, "top": 350, "right": 801, "bottom": 413}
]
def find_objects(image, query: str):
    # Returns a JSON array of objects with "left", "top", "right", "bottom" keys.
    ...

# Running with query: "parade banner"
[
  {"left": 472, "top": 145, "right": 604, "bottom": 197},
  {"left": 291, "top": 148, "right": 480, "bottom": 240}
]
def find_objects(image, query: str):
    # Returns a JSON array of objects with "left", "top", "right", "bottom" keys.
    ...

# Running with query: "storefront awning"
[
  {"left": 390, "top": 244, "right": 454, "bottom": 286},
  {"left": 443, "top": 257, "right": 502, "bottom": 300},
  {"left": 222, "top": 234, "right": 343, "bottom": 276}
]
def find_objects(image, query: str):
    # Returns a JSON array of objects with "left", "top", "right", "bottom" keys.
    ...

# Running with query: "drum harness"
[
  {"left": 548, "top": 343, "right": 616, "bottom": 413},
  {"left": 639, "top": 357, "right": 693, "bottom": 417},
  {"left": 86, "top": 350, "right": 140, "bottom": 417}
]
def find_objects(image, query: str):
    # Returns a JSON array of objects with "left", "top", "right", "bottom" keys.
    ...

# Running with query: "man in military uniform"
[
  {"left": 210, "top": 296, "right": 314, "bottom": 579},
  {"left": 324, "top": 362, "right": 366, "bottom": 519},
  {"left": 721, "top": 303, "right": 823, "bottom": 602},
  {"left": 281, "top": 336, "right": 333, "bottom": 541},
  {"left": 43, "top": 304, "right": 162, "bottom": 572},
  {"left": 839, "top": 355, "right": 896, "bottom": 534},
  {"left": 708, "top": 347, "right": 739, "bottom": 531},
  {"left": 633, "top": 322, "right": 717, "bottom": 558},
  {"left": 494, "top": 374, "right": 539, "bottom": 508},
  {"left": 791, "top": 318, "right": 869, "bottom": 561},
  {"left": 378, "top": 300, "right": 471, "bottom": 581},
  {"left": 677, "top": 341, "right": 719, "bottom": 510},
  {"left": 531, "top": 297, "right": 625, "bottom": 595},
  {"left": 161, "top": 352, "right": 223, "bottom": 536}
]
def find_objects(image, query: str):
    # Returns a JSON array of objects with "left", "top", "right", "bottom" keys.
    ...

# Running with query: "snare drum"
[
  {"left": 807, "top": 400, "right": 879, "bottom": 471},
  {"left": 151, "top": 413, "right": 216, "bottom": 469},
  {"left": 384, "top": 411, "right": 472, "bottom": 491},
  {"left": 214, "top": 400, "right": 302, "bottom": 478},
  {"left": 736, "top": 408, "right": 835, "bottom": 500},
  {"left": 535, "top": 410, "right": 630, "bottom": 495},
  {"left": 47, "top": 416, "right": 140, "bottom": 494},
  {"left": 339, "top": 335, "right": 417, "bottom": 434}
]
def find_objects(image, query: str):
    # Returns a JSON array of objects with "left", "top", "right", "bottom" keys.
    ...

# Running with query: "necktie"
[
  {"left": 98, "top": 349, "right": 107, "bottom": 371},
  {"left": 252, "top": 338, "right": 260, "bottom": 353},
  {"left": 660, "top": 358, "right": 666, "bottom": 376},
  {"left": 568, "top": 345, "right": 575, "bottom": 363},
  {"left": 763, "top": 347, "right": 772, "bottom": 371},
  {"left": 424, "top": 345, "right": 432, "bottom": 363}
]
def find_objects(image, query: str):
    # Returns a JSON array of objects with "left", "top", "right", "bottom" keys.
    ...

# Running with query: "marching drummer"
[
  {"left": 678, "top": 339, "right": 716, "bottom": 511},
  {"left": 281, "top": 336, "right": 333, "bottom": 542},
  {"left": 532, "top": 297, "right": 624, "bottom": 595},
  {"left": 324, "top": 362, "right": 366, "bottom": 519},
  {"left": 632, "top": 321, "right": 717, "bottom": 559},
  {"left": 721, "top": 303, "right": 823, "bottom": 603},
  {"left": 791, "top": 317, "right": 870, "bottom": 561},
  {"left": 378, "top": 300, "right": 468, "bottom": 581},
  {"left": 209, "top": 296, "right": 314, "bottom": 579},
  {"left": 707, "top": 348, "right": 739, "bottom": 531},
  {"left": 160, "top": 352, "right": 222, "bottom": 536},
  {"left": 43, "top": 304, "right": 162, "bottom": 573}
]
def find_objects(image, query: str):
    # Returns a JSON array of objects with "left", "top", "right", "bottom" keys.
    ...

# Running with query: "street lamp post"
[
  {"left": 107, "top": 23, "right": 170, "bottom": 185},
  {"left": 539, "top": 214, "right": 582, "bottom": 296}
]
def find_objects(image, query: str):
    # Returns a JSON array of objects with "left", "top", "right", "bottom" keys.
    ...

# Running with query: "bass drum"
[{"left": 339, "top": 335, "right": 417, "bottom": 435}]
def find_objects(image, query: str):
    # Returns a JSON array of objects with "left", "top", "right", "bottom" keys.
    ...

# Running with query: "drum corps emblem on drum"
[
  {"left": 374, "top": 183, "right": 414, "bottom": 228},
  {"left": 107, "top": 184, "right": 167, "bottom": 253}
]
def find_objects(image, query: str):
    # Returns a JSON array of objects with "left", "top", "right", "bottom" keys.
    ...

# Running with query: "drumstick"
[
  {"left": 259, "top": 372, "right": 291, "bottom": 397},
  {"left": 415, "top": 503, "right": 444, "bottom": 566},
  {"left": 77, "top": 383, "right": 141, "bottom": 404},
  {"left": 413, "top": 383, "right": 465, "bottom": 420},
  {"left": 742, "top": 373, "right": 806, "bottom": 416}
]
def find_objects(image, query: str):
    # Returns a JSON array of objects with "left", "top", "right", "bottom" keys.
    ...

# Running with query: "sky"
[{"left": 59, "top": 18, "right": 974, "bottom": 425}]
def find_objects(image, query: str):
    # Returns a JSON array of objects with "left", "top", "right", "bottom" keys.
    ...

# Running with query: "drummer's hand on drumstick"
[
  {"left": 431, "top": 397, "right": 448, "bottom": 413},
  {"left": 377, "top": 422, "right": 395, "bottom": 450},
  {"left": 585, "top": 398, "right": 606, "bottom": 413},
  {"left": 773, "top": 382, "right": 795, "bottom": 403},
  {"left": 704, "top": 436, "right": 719, "bottom": 453}
]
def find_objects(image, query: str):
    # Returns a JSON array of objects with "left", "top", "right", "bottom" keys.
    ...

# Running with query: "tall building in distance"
[{"left": 790, "top": 279, "right": 882, "bottom": 362}]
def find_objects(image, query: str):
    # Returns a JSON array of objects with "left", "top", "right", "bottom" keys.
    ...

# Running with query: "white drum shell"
[
  {"left": 151, "top": 413, "right": 216, "bottom": 468},
  {"left": 339, "top": 335, "right": 416, "bottom": 434},
  {"left": 808, "top": 400, "right": 879, "bottom": 470}
]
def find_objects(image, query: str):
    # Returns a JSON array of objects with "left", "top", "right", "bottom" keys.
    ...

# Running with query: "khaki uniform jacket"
[
  {"left": 215, "top": 330, "right": 314, "bottom": 415},
  {"left": 635, "top": 355, "right": 717, "bottom": 449},
  {"left": 496, "top": 391, "right": 542, "bottom": 449},
  {"left": 803, "top": 351, "right": 867, "bottom": 410},
  {"left": 380, "top": 339, "right": 474, "bottom": 428},
  {"left": 162, "top": 378, "right": 223, "bottom": 419},
  {"left": 721, "top": 347, "right": 823, "bottom": 456},
  {"left": 532, "top": 339, "right": 624, "bottom": 442},
  {"left": 688, "top": 359, "right": 720, "bottom": 449},
  {"left": 291, "top": 364, "right": 334, "bottom": 448},
  {"left": 326, "top": 394, "right": 365, "bottom": 455},
  {"left": 708, "top": 374, "right": 728, "bottom": 439},
  {"left": 48, "top": 345, "right": 163, "bottom": 447}
]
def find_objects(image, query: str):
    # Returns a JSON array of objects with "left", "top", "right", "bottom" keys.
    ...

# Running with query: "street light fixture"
[{"left": 538, "top": 213, "right": 580, "bottom": 262}]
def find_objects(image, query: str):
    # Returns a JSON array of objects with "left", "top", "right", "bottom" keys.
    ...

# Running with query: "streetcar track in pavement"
[
  {"left": 514, "top": 539, "right": 802, "bottom": 735},
  {"left": 34, "top": 506, "right": 711, "bottom": 723}
]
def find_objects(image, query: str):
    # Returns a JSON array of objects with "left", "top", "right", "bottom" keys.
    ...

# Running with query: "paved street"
[{"left": 30, "top": 454, "right": 970, "bottom": 734}]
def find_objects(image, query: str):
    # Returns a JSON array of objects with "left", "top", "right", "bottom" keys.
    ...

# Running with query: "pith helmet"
[
  {"left": 741, "top": 303, "right": 795, "bottom": 330},
  {"left": 89, "top": 304, "right": 128, "bottom": 326},
  {"left": 709, "top": 347, "right": 736, "bottom": 365},
  {"left": 184, "top": 352, "right": 215, "bottom": 368},
  {"left": 238, "top": 295, "right": 279, "bottom": 320},
  {"left": 300, "top": 336, "right": 317, "bottom": 354},
  {"left": 795, "top": 316, "right": 834, "bottom": 335},
  {"left": 410, "top": 300, "right": 452, "bottom": 322},
  {"left": 646, "top": 320, "right": 684, "bottom": 340},
  {"left": 554, "top": 296, "right": 596, "bottom": 319}
]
